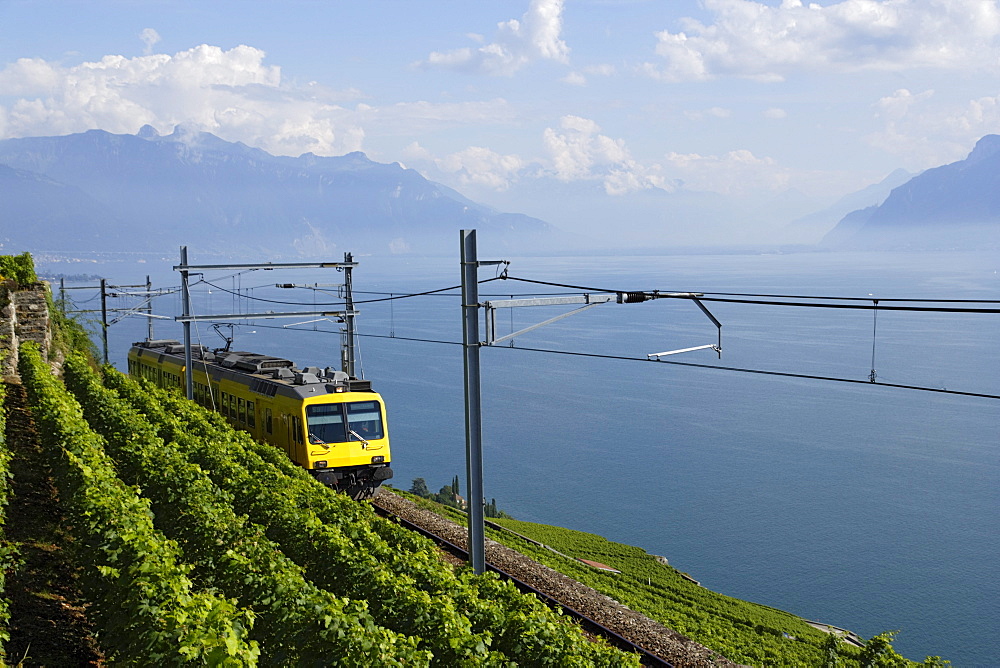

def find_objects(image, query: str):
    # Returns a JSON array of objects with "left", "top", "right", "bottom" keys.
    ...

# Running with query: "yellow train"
[{"left": 128, "top": 339, "right": 393, "bottom": 498}]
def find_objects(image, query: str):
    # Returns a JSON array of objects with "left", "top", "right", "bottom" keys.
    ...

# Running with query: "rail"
[{"left": 369, "top": 497, "right": 674, "bottom": 667}]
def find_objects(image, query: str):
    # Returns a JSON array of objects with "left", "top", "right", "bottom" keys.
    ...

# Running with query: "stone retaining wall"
[{"left": 1, "top": 283, "right": 51, "bottom": 380}]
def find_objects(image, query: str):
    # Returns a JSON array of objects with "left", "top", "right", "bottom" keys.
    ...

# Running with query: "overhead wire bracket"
[
  {"left": 483, "top": 294, "right": 614, "bottom": 345},
  {"left": 621, "top": 292, "right": 723, "bottom": 360}
]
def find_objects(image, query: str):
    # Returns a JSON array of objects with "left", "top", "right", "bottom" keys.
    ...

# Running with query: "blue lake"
[{"left": 70, "top": 248, "right": 998, "bottom": 666}]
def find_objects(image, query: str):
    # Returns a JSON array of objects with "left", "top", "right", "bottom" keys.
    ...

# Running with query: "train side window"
[
  {"left": 221, "top": 392, "right": 229, "bottom": 417},
  {"left": 292, "top": 416, "right": 303, "bottom": 444},
  {"left": 264, "top": 407, "right": 272, "bottom": 434},
  {"left": 238, "top": 397, "right": 246, "bottom": 424},
  {"left": 247, "top": 401, "right": 255, "bottom": 428}
]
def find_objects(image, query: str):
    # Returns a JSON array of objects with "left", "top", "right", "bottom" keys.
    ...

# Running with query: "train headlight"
[
  {"left": 314, "top": 460, "right": 328, "bottom": 468},
  {"left": 371, "top": 456, "right": 384, "bottom": 463}
]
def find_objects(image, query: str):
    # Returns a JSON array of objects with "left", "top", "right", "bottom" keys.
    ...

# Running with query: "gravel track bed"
[{"left": 373, "top": 489, "right": 743, "bottom": 668}]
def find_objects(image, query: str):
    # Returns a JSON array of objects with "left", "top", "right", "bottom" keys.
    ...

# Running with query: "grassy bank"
[{"left": 394, "top": 488, "right": 942, "bottom": 667}]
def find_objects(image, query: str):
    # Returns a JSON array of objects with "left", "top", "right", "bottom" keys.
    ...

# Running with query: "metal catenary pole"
[
  {"left": 460, "top": 229, "right": 486, "bottom": 574},
  {"left": 100, "top": 278, "right": 109, "bottom": 365},
  {"left": 146, "top": 275, "right": 154, "bottom": 340},
  {"left": 343, "top": 252, "right": 357, "bottom": 378},
  {"left": 173, "top": 250, "right": 359, "bottom": 400},
  {"left": 179, "top": 246, "right": 195, "bottom": 401}
]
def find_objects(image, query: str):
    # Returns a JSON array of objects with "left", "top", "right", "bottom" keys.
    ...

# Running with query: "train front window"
[
  {"left": 346, "top": 401, "right": 384, "bottom": 441},
  {"left": 306, "top": 404, "right": 347, "bottom": 444},
  {"left": 306, "top": 401, "right": 384, "bottom": 444}
]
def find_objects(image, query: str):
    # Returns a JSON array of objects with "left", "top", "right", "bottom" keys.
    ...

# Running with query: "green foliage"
[
  {"left": 18, "top": 343, "right": 260, "bottom": 666},
  {"left": 105, "top": 369, "right": 640, "bottom": 667},
  {"left": 484, "top": 517, "right": 893, "bottom": 667},
  {"left": 858, "top": 631, "right": 909, "bottom": 668},
  {"left": 409, "top": 476, "right": 511, "bottom": 518},
  {"left": 484, "top": 498, "right": 512, "bottom": 520},
  {"left": 0, "top": 253, "right": 38, "bottom": 287},
  {"left": 409, "top": 477, "right": 431, "bottom": 497},
  {"left": 63, "top": 355, "right": 428, "bottom": 666},
  {"left": 47, "top": 297, "right": 97, "bottom": 359},
  {"left": 0, "top": 378, "right": 10, "bottom": 661}
]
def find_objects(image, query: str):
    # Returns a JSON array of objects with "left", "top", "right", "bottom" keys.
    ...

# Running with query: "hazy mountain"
[
  {"left": 823, "top": 136, "right": 1000, "bottom": 249},
  {"left": 0, "top": 126, "right": 558, "bottom": 256},
  {"left": 0, "top": 163, "right": 128, "bottom": 252},
  {"left": 784, "top": 168, "right": 913, "bottom": 244}
]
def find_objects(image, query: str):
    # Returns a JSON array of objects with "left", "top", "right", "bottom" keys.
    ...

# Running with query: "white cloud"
[
  {"left": 0, "top": 44, "right": 520, "bottom": 158},
  {"left": 420, "top": 0, "right": 570, "bottom": 76},
  {"left": 140, "top": 28, "right": 161, "bottom": 56},
  {"left": 662, "top": 149, "right": 793, "bottom": 196},
  {"left": 645, "top": 0, "right": 1000, "bottom": 82},
  {"left": 866, "top": 87, "right": 1000, "bottom": 168},
  {"left": 541, "top": 115, "right": 665, "bottom": 194},
  {"left": 436, "top": 146, "right": 525, "bottom": 190},
  {"left": 763, "top": 107, "right": 788, "bottom": 119},
  {"left": 562, "top": 71, "right": 587, "bottom": 86}
]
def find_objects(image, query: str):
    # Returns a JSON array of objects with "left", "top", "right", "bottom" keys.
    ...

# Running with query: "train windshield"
[{"left": 307, "top": 401, "right": 384, "bottom": 444}]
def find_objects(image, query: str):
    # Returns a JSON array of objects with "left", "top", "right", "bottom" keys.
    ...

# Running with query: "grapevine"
[
  {"left": 18, "top": 343, "right": 260, "bottom": 666},
  {"left": 104, "top": 368, "right": 639, "bottom": 667},
  {"left": 62, "top": 354, "right": 432, "bottom": 667}
]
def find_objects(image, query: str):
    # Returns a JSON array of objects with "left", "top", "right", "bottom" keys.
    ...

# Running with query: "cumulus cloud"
[
  {"left": 140, "top": 28, "right": 161, "bottom": 55},
  {"left": 866, "top": 87, "right": 1000, "bottom": 168},
  {"left": 0, "top": 44, "right": 519, "bottom": 158},
  {"left": 436, "top": 146, "right": 525, "bottom": 190},
  {"left": 542, "top": 115, "right": 666, "bottom": 194},
  {"left": 420, "top": 0, "right": 569, "bottom": 76},
  {"left": 645, "top": 0, "right": 1000, "bottom": 82}
]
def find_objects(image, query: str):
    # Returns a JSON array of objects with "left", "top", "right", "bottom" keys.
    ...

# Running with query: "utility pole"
[
  {"left": 174, "top": 251, "right": 359, "bottom": 400},
  {"left": 343, "top": 252, "right": 357, "bottom": 378},
  {"left": 100, "top": 278, "right": 109, "bottom": 365},
  {"left": 460, "top": 229, "right": 486, "bottom": 574},
  {"left": 459, "top": 230, "right": 508, "bottom": 574},
  {"left": 146, "top": 275, "right": 154, "bottom": 341},
  {"left": 180, "top": 246, "right": 194, "bottom": 401}
]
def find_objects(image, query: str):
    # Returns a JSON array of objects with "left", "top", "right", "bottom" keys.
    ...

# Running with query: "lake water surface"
[{"left": 69, "top": 248, "right": 998, "bottom": 666}]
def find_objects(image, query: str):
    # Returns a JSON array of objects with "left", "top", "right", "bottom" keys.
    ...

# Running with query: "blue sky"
[{"left": 2, "top": 1, "right": 1000, "bottom": 245}]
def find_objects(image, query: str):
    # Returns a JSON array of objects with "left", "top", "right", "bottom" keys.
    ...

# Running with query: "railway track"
[{"left": 371, "top": 490, "right": 742, "bottom": 668}]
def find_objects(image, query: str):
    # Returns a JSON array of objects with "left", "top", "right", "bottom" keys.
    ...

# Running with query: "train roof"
[{"left": 130, "top": 339, "right": 375, "bottom": 400}]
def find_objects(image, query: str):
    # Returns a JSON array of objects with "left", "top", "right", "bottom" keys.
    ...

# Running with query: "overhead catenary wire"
[
  {"left": 499, "top": 276, "right": 1000, "bottom": 313},
  {"left": 227, "top": 321, "right": 1000, "bottom": 402},
  {"left": 197, "top": 277, "right": 505, "bottom": 307},
  {"left": 180, "top": 266, "right": 998, "bottom": 403},
  {"left": 192, "top": 274, "right": 1000, "bottom": 312}
]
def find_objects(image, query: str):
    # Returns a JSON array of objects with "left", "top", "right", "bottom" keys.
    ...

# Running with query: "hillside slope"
[{"left": 824, "top": 135, "right": 1000, "bottom": 249}]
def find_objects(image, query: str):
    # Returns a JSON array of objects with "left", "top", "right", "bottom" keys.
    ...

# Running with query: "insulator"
[{"left": 623, "top": 291, "right": 649, "bottom": 303}]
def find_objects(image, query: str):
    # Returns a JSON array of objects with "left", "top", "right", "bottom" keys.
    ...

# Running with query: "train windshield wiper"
[{"left": 349, "top": 429, "right": 369, "bottom": 448}]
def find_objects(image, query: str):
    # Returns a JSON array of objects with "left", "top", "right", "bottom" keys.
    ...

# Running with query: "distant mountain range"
[
  {"left": 2, "top": 127, "right": 999, "bottom": 256},
  {"left": 823, "top": 135, "right": 1000, "bottom": 249},
  {"left": 0, "top": 126, "right": 558, "bottom": 257}
]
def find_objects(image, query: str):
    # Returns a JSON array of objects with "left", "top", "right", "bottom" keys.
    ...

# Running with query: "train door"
[{"left": 284, "top": 413, "right": 296, "bottom": 462}]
